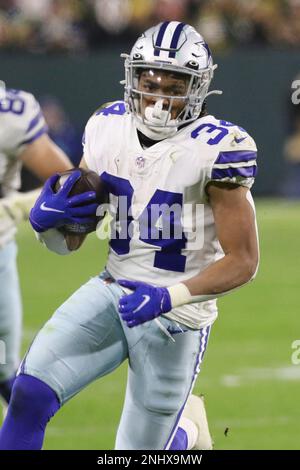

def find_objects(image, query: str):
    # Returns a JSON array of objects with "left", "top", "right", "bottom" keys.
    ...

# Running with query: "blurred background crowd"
[
  {"left": 1, "top": 0, "right": 300, "bottom": 54},
  {"left": 1, "top": 0, "right": 300, "bottom": 197}
]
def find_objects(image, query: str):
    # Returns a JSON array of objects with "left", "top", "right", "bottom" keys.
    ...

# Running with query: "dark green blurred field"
[{"left": 4, "top": 199, "right": 300, "bottom": 449}]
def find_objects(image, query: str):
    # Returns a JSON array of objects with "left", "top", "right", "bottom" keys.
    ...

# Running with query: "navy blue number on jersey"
[
  {"left": 191, "top": 120, "right": 246, "bottom": 144},
  {"left": 0, "top": 90, "right": 25, "bottom": 115},
  {"left": 101, "top": 172, "right": 187, "bottom": 273},
  {"left": 96, "top": 102, "right": 126, "bottom": 117}
]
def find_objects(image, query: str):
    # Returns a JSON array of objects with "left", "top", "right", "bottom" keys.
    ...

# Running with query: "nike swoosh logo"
[
  {"left": 133, "top": 294, "right": 151, "bottom": 313},
  {"left": 40, "top": 202, "right": 64, "bottom": 213},
  {"left": 234, "top": 136, "right": 247, "bottom": 144}
]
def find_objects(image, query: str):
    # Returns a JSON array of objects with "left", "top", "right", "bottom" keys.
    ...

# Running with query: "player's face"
[{"left": 137, "top": 69, "right": 189, "bottom": 120}]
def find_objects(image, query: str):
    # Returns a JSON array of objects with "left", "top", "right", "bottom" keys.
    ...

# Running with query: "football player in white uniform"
[
  {"left": 0, "top": 83, "right": 97, "bottom": 414},
  {"left": 0, "top": 22, "right": 259, "bottom": 450}
]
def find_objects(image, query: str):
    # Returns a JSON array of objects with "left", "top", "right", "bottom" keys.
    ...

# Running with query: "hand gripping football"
[{"left": 54, "top": 168, "right": 108, "bottom": 250}]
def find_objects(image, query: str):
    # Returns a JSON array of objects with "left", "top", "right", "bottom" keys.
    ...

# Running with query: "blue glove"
[
  {"left": 118, "top": 279, "right": 172, "bottom": 327},
  {"left": 29, "top": 170, "right": 98, "bottom": 232}
]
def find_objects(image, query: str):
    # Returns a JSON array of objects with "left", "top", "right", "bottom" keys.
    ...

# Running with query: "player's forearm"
[
  {"left": 168, "top": 251, "right": 259, "bottom": 307},
  {"left": 20, "top": 134, "right": 72, "bottom": 181},
  {"left": 184, "top": 252, "right": 258, "bottom": 296}
]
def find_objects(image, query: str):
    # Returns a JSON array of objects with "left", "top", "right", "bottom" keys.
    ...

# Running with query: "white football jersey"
[
  {"left": 0, "top": 88, "right": 47, "bottom": 245},
  {"left": 83, "top": 101, "right": 258, "bottom": 329}
]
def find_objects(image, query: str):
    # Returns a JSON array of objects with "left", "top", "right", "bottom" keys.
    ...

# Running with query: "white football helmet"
[{"left": 121, "top": 21, "right": 220, "bottom": 139}]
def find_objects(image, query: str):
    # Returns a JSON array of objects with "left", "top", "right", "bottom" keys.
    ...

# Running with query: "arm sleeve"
[
  {"left": 17, "top": 92, "right": 48, "bottom": 153},
  {"left": 207, "top": 134, "right": 258, "bottom": 190}
]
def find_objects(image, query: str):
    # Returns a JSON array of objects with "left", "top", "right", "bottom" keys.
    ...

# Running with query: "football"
[{"left": 54, "top": 168, "right": 108, "bottom": 251}]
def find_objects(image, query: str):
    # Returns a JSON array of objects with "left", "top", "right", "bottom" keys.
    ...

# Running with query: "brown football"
[{"left": 54, "top": 168, "right": 108, "bottom": 251}]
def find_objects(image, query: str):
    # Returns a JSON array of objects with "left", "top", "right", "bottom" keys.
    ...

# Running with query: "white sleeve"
[
  {"left": 12, "top": 90, "right": 48, "bottom": 154},
  {"left": 82, "top": 102, "right": 115, "bottom": 172},
  {"left": 82, "top": 114, "right": 99, "bottom": 171}
]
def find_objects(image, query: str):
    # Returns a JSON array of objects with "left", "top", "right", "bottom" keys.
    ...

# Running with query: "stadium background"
[{"left": 1, "top": 0, "right": 300, "bottom": 449}]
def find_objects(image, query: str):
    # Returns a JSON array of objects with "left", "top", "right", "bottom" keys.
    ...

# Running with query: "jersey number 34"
[{"left": 101, "top": 172, "right": 187, "bottom": 273}]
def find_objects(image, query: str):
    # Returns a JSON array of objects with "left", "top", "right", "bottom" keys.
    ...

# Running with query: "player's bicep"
[
  {"left": 207, "top": 182, "right": 259, "bottom": 267},
  {"left": 20, "top": 134, "right": 72, "bottom": 181}
]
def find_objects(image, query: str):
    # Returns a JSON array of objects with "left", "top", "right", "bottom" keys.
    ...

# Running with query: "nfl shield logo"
[{"left": 135, "top": 156, "right": 145, "bottom": 168}]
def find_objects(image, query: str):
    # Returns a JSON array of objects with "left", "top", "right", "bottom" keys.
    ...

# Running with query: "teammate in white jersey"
[
  {"left": 0, "top": 82, "right": 86, "bottom": 411},
  {"left": 0, "top": 22, "right": 259, "bottom": 450}
]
